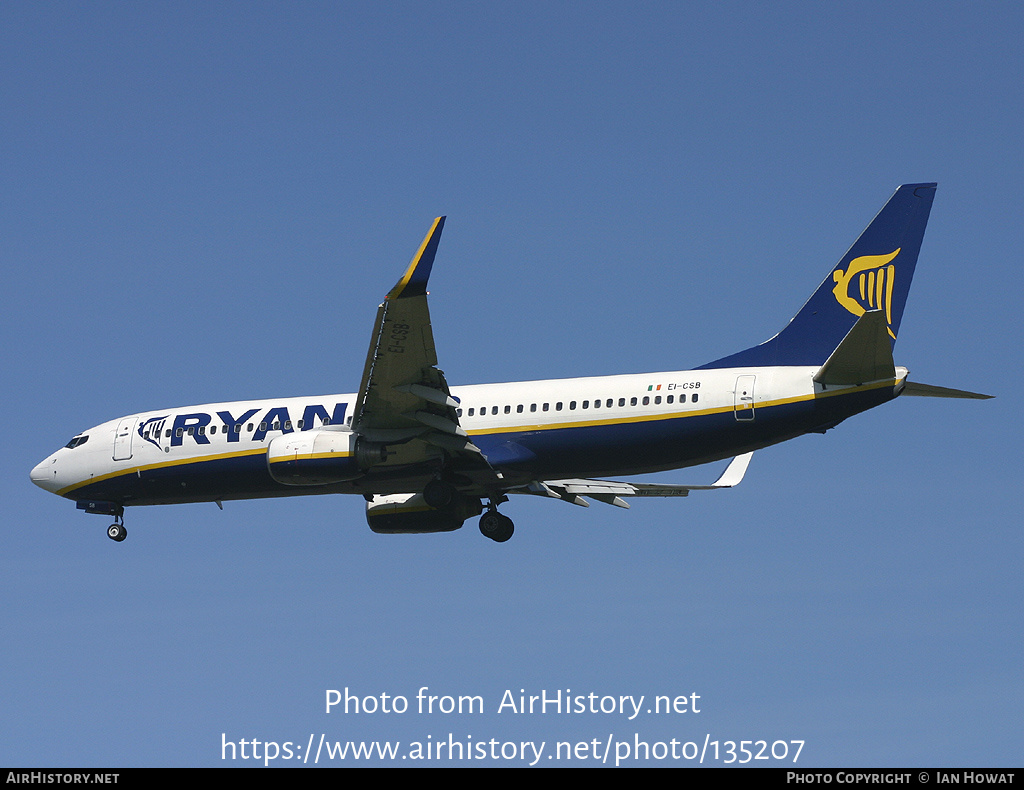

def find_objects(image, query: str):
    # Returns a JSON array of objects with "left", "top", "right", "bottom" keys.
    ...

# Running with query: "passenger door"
[
  {"left": 113, "top": 417, "right": 137, "bottom": 461},
  {"left": 734, "top": 375, "right": 756, "bottom": 421}
]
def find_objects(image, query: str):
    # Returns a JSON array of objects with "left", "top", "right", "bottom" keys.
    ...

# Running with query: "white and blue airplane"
[{"left": 31, "top": 183, "right": 989, "bottom": 542}]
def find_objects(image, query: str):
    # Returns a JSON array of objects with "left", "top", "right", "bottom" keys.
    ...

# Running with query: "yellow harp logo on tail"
[{"left": 831, "top": 248, "right": 901, "bottom": 339}]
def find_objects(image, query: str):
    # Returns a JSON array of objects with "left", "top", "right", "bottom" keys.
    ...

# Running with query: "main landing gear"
[
  {"left": 107, "top": 515, "right": 127, "bottom": 542},
  {"left": 479, "top": 509, "right": 514, "bottom": 543},
  {"left": 422, "top": 479, "right": 516, "bottom": 542}
]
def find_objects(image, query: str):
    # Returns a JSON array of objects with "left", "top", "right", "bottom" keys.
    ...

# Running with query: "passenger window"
[
  {"left": 569, "top": 401, "right": 577, "bottom": 410},
  {"left": 492, "top": 406, "right": 498, "bottom": 415},
  {"left": 642, "top": 396, "right": 650, "bottom": 406},
  {"left": 582, "top": 400, "right": 589, "bottom": 409},
  {"left": 556, "top": 402, "right": 563, "bottom": 411},
  {"left": 692, "top": 393, "right": 699, "bottom": 403},
  {"left": 284, "top": 421, "right": 292, "bottom": 430},
  {"left": 504, "top": 405, "right": 511, "bottom": 414},
  {"left": 530, "top": 404, "right": 537, "bottom": 412},
  {"left": 654, "top": 396, "right": 661, "bottom": 405},
  {"left": 468, "top": 408, "right": 475, "bottom": 416},
  {"left": 517, "top": 404, "right": 523, "bottom": 413},
  {"left": 542, "top": 403, "right": 549, "bottom": 412},
  {"left": 630, "top": 397, "right": 638, "bottom": 406},
  {"left": 176, "top": 428, "right": 183, "bottom": 438},
  {"left": 667, "top": 395, "right": 674, "bottom": 404}
]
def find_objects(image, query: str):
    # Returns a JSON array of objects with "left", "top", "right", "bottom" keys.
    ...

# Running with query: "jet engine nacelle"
[
  {"left": 267, "top": 429, "right": 387, "bottom": 485},
  {"left": 365, "top": 492, "right": 482, "bottom": 534}
]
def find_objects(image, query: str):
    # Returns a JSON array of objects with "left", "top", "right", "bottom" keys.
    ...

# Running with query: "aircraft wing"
[
  {"left": 351, "top": 218, "right": 503, "bottom": 491},
  {"left": 520, "top": 453, "right": 754, "bottom": 508}
]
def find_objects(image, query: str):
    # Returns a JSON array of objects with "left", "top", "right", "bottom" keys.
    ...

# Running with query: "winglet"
[
  {"left": 634, "top": 451, "right": 754, "bottom": 492},
  {"left": 707, "top": 451, "right": 753, "bottom": 488},
  {"left": 386, "top": 217, "right": 446, "bottom": 300}
]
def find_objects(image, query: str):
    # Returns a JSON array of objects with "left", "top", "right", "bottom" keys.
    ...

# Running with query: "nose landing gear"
[
  {"left": 107, "top": 516, "right": 127, "bottom": 542},
  {"left": 76, "top": 501, "right": 127, "bottom": 543}
]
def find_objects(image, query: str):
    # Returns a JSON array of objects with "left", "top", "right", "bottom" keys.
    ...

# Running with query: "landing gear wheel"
[
  {"left": 479, "top": 511, "right": 514, "bottom": 542},
  {"left": 423, "top": 479, "right": 456, "bottom": 509},
  {"left": 107, "top": 523, "right": 127, "bottom": 542}
]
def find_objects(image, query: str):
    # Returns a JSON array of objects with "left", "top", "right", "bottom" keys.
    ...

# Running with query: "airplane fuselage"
[{"left": 31, "top": 364, "right": 906, "bottom": 509}]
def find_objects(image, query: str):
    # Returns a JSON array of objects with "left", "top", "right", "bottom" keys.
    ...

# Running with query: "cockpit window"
[{"left": 64, "top": 435, "right": 89, "bottom": 449}]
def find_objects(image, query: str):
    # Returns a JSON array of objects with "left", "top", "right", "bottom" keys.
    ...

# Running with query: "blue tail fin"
[{"left": 698, "top": 183, "right": 937, "bottom": 369}]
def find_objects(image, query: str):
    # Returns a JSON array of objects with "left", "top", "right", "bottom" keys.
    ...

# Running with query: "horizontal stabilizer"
[
  {"left": 901, "top": 381, "right": 993, "bottom": 399},
  {"left": 813, "top": 310, "right": 895, "bottom": 387}
]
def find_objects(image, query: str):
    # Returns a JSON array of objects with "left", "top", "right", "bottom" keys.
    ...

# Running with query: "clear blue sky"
[{"left": 4, "top": 1, "right": 1021, "bottom": 767}]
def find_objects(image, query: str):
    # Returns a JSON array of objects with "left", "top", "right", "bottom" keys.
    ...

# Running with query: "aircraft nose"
[{"left": 30, "top": 454, "right": 61, "bottom": 493}]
